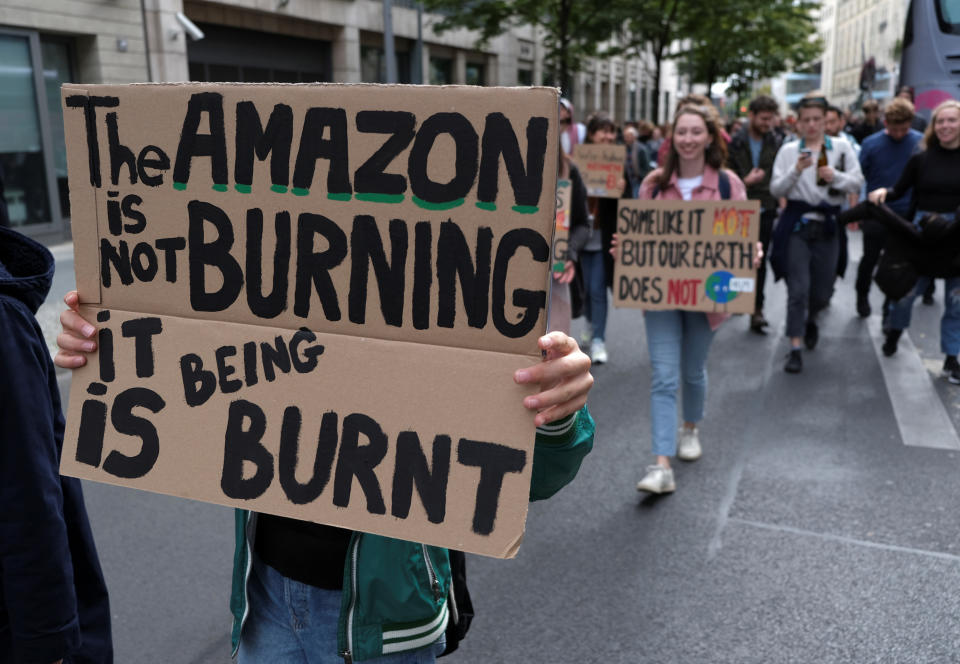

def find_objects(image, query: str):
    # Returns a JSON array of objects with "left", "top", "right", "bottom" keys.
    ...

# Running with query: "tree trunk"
[
  {"left": 558, "top": 0, "right": 572, "bottom": 102},
  {"left": 705, "top": 59, "right": 717, "bottom": 101},
  {"left": 652, "top": 41, "right": 664, "bottom": 123}
]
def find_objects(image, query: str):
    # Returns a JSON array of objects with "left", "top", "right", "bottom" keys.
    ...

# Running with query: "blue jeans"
[
  {"left": 239, "top": 556, "right": 445, "bottom": 664},
  {"left": 886, "top": 211, "right": 960, "bottom": 356},
  {"left": 644, "top": 310, "right": 716, "bottom": 457},
  {"left": 580, "top": 249, "right": 607, "bottom": 341}
]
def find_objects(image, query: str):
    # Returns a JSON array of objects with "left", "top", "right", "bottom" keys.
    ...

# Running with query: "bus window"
[{"left": 936, "top": 0, "right": 960, "bottom": 34}]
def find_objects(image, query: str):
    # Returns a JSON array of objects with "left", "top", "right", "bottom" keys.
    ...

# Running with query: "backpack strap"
[{"left": 718, "top": 170, "right": 731, "bottom": 200}]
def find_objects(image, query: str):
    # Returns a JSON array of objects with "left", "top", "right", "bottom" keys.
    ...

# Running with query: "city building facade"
[{"left": 1, "top": 0, "right": 677, "bottom": 244}]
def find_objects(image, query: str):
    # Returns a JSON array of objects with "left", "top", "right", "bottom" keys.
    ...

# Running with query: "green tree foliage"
[
  {"left": 679, "top": 0, "right": 822, "bottom": 97},
  {"left": 419, "top": 0, "right": 627, "bottom": 105},
  {"left": 608, "top": 0, "right": 698, "bottom": 122}
]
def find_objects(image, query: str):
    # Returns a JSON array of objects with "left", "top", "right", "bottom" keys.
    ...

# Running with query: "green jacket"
[{"left": 229, "top": 406, "right": 595, "bottom": 662}]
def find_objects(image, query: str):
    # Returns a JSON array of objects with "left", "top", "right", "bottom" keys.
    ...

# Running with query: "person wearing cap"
[{"left": 770, "top": 92, "right": 864, "bottom": 374}]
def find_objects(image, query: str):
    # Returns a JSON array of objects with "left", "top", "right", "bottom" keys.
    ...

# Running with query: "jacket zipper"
[
  {"left": 340, "top": 534, "right": 362, "bottom": 664},
  {"left": 421, "top": 543, "right": 442, "bottom": 601}
]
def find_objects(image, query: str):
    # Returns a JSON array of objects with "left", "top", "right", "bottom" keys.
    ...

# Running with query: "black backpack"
[{"left": 439, "top": 549, "right": 474, "bottom": 656}]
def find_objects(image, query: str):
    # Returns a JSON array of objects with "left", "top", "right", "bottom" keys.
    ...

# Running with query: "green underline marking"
[
  {"left": 413, "top": 197, "right": 464, "bottom": 211},
  {"left": 511, "top": 205, "right": 539, "bottom": 214},
  {"left": 356, "top": 193, "right": 404, "bottom": 204},
  {"left": 475, "top": 201, "right": 496, "bottom": 211},
  {"left": 234, "top": 184, "right": 252, "bottom": 194},
  {"left": 270, "top": 184, "right": 288, "bottom": 194},
  {"left": 173, "top": 182, "right": 186, "bottom": 191},
  {"left": 212, "top": 184, "right": 228, "bottom": 192},
  {"left": 292, "top": 187, "right": 310, "bottom": 196},
  {"left": 327, "top": 192, "right": 352, "bottom": 201}
]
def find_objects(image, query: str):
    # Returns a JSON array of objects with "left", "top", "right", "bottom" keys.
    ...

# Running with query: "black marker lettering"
[
  {"left": 221, "top": 399, "right": 273, "bottom": 500},
  {"left": 278, "top": 408, "right": 338, "bottom": 505},
  {"left": 391, "top": 432, "right": 450, "bottom": 524},
  {"left": 457, "top": 439, "right": 526, "bottom": 535},
  {"left": 103, "top": 387, "right": 165, "bottom": 479},
  {"left": 333, "top": 413, "right": 387, "bottom": 514}
]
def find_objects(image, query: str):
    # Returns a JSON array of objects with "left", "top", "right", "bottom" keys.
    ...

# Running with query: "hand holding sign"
[
  {"left": 55, "top": 290, "right": 96, "bottom": 368},
  {"left": 515, "top": 332, "right": 592, "bottom": 427}
]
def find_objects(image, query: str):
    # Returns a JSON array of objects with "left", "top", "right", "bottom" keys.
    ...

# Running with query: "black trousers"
[
  {"left": 855, "top": 222, "right": 887, "bottom": 297},
  {"left": 754, "top": 208, "right": 777, "bottom": 314}
]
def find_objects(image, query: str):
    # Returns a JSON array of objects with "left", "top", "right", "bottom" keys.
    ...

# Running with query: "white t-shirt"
[{"left": 676, "top": 175, "right": 703, "bottom": 201}]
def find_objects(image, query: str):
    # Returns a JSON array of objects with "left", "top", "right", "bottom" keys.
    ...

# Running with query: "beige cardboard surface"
[
  {"left": 613, "top": 199, "right": 761, "bottom": 314},
  {"left": 61, "top": 83, "right": 559, "bottom": 356},
  {"left": 571, "top": 144, "right": 625, "bottom": 198},
  {"left": 61, "top": 307, "right": 538, "bottom": 558},
  {"left": 60, "top": 83, "right": 561, "bottom": 558}
]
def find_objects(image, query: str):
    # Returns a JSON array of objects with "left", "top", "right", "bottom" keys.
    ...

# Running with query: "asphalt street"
[{"left": 46, "top": 231, "right": 960, "bottom": 663}]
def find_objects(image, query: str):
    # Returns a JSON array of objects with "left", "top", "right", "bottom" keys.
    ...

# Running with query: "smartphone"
[{"left": 799, "top": 148, "right": 812, "bottom": 158}]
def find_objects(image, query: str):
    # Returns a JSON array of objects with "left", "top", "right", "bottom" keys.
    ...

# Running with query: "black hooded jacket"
[{"left": 0, "top": 227, "right": 112, "bottom": 663}]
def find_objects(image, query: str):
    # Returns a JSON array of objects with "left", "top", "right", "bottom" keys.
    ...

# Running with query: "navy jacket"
[
  {"left": 770, "top": 200, "right": 845, "bottom": 282},
  {"left": 0, "top": 227, "right": 111, "bottom": 664}
]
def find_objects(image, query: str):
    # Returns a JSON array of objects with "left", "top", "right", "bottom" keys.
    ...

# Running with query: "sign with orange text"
[
  {"left": 571, "top": 144, "right": 625, "bottom": 198},
  {"left": 613, "top": 199, "right": 760, "bottom": 314}
]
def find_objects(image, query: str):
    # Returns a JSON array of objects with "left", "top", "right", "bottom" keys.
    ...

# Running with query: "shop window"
[
  {"left": 466, "top": 63, "right": 484, "bottom": 86},
  {"left": 361, "top": 46, "right": 412, "bottom": 84},
  {"left": 40, "top": 39, "right": 72, "bottom": 220},
  {"left": 0, "top": 31, "right": 73, "bottom": 231},
  {"left": 430, "top": 57, "right": 453, "bottom": 85}
]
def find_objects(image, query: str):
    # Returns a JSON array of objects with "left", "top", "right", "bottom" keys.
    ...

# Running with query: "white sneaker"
[
  {"left": 677, "top": 427, "right": 702, "bottom": 461},
  {"left": 636, "top": 464, "right": 675, "bottom": 494},
  {"left": 590, "top": 339, "right": 608, "bottom": 364},
  {"left": 580, "top": 323, "right": 593, "bottom": 347}
]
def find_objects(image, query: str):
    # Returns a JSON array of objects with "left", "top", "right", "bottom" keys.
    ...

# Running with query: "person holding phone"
[{"left": 770, "top": 92, "right": 864, "bottom": 374}]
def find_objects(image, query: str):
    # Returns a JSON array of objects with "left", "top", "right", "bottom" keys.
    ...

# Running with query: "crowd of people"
[{"left": 556, "top": 86, "right": 960, "bottom": 492}]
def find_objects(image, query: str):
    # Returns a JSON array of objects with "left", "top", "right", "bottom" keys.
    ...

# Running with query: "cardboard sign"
[
  {"left": 59, "top": 82, "right": 560, "bottom": 559},
  {"left": 571, "top": 143, "right": 625, "bottom": 198},
  {"left": 613, "top": 199, "right": 760, "bottom": 314},
  {"left": 551, "top": 178, "right": 572, "bottom": 273}
]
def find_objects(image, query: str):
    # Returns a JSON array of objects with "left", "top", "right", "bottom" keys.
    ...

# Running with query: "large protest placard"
[
  {"left": 613, "top": 199, "right": 760, "bottom": 314},
  {"left": 59, "top": 83, "right": 559, "bottom": 559},
  {"left": 571, "top": 144, "right": 625, "bottom": 198}
]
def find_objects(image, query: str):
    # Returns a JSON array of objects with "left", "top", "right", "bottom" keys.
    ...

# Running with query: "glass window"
[
  {"left": 208, "top": 63, "right": 240, "bottom": 81},
  {"left": 361, "top": 46, "right": 412, "bottom": 84},
  {"left": 937, "top": 0, "right": 960, "bottom": 33},
  {"left": 0, "top": 33, "right": 50, "bottom": 227},
  {"left": 40, "top": 38, "right": 72, "bottom": 219},
  {"left": 361, "top": 45, "right": 384, "bottom": 82},
  {"left": 430, "top": 57, "right": 452, "bottom": 85},
  {"left": 517, "top": 68, "right": 532, "bottom": 86},
  {"left": 466, "top": 63, "right": 484, "bottom": 86}
]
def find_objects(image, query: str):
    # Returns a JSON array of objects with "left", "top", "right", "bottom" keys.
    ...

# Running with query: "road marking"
[
  {"left": 707, "top": 330, "right": 782, "bottom": 562},
  {"left": 730, "top": 517, "right": 960, "bottom": 563},
  {"left": 867, "top": 315, "right": 960, "bottom": 450}
]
